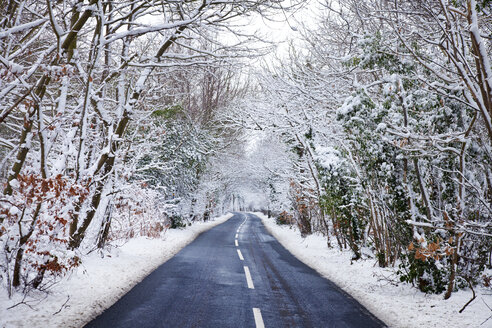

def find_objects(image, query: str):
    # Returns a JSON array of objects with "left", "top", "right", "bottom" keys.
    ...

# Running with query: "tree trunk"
[{"left": 444, "top": 234, "right": 460, "bottom": 300}]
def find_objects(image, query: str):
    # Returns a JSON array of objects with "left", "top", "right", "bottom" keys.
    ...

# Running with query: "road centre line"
[
  {"left": 252, "top": 308, "right": 265, "bottom": 328},
  {"left": 235, "top": 240, "right": 238, "bottom": 247},
  {"left": 237, "top": 249, "right": 244, "bottom": 260},
  {"left": 235, "top": 233, "right": 238, "bottom": 239},
  {"left": 243, "top": 266, "right": 254, "bottom": 289}
]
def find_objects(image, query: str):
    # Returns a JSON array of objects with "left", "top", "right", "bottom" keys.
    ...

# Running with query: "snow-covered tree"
[{"left": 0, "top": 0, "right": 302, "bottom": 296}]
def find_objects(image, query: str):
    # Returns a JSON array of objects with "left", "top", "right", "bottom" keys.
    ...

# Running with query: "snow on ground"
[
  {"left": 256, "top": 212, "right": 492, "bottom": 328},
  {"left": 0, "top": 213, "right": 234, "bottom": 328}
]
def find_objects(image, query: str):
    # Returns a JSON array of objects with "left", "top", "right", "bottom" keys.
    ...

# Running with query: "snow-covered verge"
[
  {"left": 256, "top": 213, "right": 492, "bottom": 328},
  {"left": 0, "top": 213, "right": 233, "bottom": 328}
]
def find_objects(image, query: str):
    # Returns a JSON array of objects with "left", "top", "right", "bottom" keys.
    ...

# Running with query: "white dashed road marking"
[
  {"left": 253, "top": 308, "right": 265, "bottom": 328},
  {"left": 237, "top": 249, "right": 244, "bottom": 261},
  {"left": 235, "top": 240, "right": 238, "bottom": 247},
  {"left": 235, "top": 233, "right": 238, "bottom": 239},
  {"left": 243, "top": 266, "right": 254, "bottom": 289}
]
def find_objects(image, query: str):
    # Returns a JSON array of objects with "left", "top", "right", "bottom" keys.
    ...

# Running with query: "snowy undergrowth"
[
  {"left": 0, "top": 213, "right": 233, "bottom": 328},
  {"left": 256, "top": 213, "right": 492, "bottom": 328}
]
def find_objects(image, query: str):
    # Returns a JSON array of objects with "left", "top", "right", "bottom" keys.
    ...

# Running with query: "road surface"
[{"left": 85, "top": 212, "right": 385, "bottom": 328}]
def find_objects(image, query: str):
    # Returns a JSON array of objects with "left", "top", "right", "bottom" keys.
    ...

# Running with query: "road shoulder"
[
  {"left": 255, "top": 212, "right": 491, "bottom": 328},
  {"left": 1, "top": 213, "right": 234, "bottom": 328}
]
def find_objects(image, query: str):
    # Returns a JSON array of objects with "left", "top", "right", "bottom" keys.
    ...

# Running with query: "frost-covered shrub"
[
  {"left": 397, "top": 252, "right": 449, "bottom": 294},
  {"left": 0, "top": 174, "right": 87, "bottom": 295},
  {"left": 108, "top": 183, "right": 169, "bottom": 241},
  {"left": 316, "top": 147, "right": 366, "bottom": 259},
  {"left": 276, "top": 211, "right": 294, "bottom": 225},
  {"left": 169, "top": 215, "right": 187, "bottom": 229}
]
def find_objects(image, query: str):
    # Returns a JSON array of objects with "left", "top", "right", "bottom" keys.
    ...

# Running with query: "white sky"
[{"left": 225, "top": 0, "right": 319, "bottom": 64}]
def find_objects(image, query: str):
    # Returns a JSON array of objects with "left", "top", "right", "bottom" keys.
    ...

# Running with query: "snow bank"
[
  {"left": 1, "top": 213, "right": 234, "bottom": 328},
  {"left": 256, "top": 213, "right": 492, "bottom": 328}
]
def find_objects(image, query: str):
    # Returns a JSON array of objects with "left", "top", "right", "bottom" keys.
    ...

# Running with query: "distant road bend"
[{"left": 86, "top": 213, "right": 386, "bottom": 328}]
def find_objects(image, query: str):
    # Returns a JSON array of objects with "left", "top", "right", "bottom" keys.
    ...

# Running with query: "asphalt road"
[{"left": 85, "top": 212, "right": 386, "bottom": 328}]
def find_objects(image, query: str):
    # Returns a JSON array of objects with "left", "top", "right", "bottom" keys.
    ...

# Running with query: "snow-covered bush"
[{"left": 0, "top": 174, "right": 87, "bottom": 296}]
